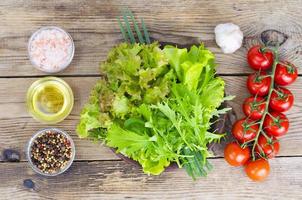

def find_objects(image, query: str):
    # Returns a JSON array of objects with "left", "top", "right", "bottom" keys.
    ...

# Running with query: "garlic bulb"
[{"left": 214, "top": 23, "right": 243, "bottom": 54}]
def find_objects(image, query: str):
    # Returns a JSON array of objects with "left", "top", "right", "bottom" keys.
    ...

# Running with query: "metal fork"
[{"left": 117, "top": 9, "right": 151, "bottom": 44}]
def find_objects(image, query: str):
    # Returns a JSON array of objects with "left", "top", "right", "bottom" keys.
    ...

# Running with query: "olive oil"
[
  {"left": 33, "top": 84, "right": 64, "bottom": 114},
  {"left": 27, "top": 77, "right": 74, "bottom": 124}
]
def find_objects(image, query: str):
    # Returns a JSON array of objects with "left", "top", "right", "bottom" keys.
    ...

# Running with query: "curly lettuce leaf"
[
  {"left": 112, "top": 95, "right": 129, "bottom": 118},
  {"left": 157, "top": 44, "right": 230, "bottom": 179},
  {"left": 102, "top": 42, "right": 174, "bottom": 114},
  {"left": 77, "top": 43, "right": 234, "bottom": 180},
  {"left": 76, "top": 80, "right": 113, "bottom": 139}
]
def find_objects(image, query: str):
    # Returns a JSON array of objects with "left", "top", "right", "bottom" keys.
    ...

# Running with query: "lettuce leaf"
[
  {"left": 77, "top": 43, "right": 233, "bottom": 179},
  {"left": 106, "top": 123, "right": 171, "bottom": 175},
  {"left": 77, "top": 42, "right": 175, "bottom": 139},
  {"left": 159, "top": 44, "right": 228, "bottom": 178},
  {"left": 76, "top": 80, "right": 112, "bottom": 139}
]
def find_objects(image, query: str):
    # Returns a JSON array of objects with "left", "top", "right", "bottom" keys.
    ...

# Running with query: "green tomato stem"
[
  {"left": 251, "top": 48, "right": 279, "bottom": 161},
  {"left": 260, "top": 129, "right": 271, "bottom": 140}
]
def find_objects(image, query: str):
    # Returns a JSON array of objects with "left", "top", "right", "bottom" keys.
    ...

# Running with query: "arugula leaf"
[
  {"left": 77, "top": 43, "right": 234, "bottom": 179},
  {"left": 156, "top": 44, "right": 229, "bottom": 179}
]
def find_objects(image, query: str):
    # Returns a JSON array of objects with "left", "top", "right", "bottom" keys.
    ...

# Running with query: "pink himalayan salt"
[{"left": 28, "top": 27, "right": 74, "bottom": 73}]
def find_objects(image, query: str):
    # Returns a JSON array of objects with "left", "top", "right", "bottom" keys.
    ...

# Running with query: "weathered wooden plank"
[
  {"left": 0, "top": 78, "right": 119, "bottom": 161},
  {"left": 0, "top": 76, "right": 301, "bottom": 161},
  {"left": 0, "top": 0, "right": 302, "bottom": 76},
  {"left": 0, "top": 158, "right": 301, "bottom": 199}
]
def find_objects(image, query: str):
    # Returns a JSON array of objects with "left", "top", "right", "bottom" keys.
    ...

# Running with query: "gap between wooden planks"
[{"left": 0, "top": 76, "right": 301, "bottom": 162}]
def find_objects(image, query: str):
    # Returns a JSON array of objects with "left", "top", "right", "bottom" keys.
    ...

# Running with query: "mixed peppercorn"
[{"left": 30, "top": 130, "right": 72, "bottom": 174}]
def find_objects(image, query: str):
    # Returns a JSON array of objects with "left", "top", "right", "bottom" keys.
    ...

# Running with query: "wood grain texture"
[
  {"left": 0, "top": 77, "right": 119, "bottom": 161},
  {"left": 0, "top": 76, "right": 301, "bottom": 161},
  {"left": 0, "top": 158, "right": 301, "bottom": 199},
  {"left": 1, "top": 1, "right": 302, "bottom": 199},
  {"left": 0, "top": 0, "right": 302, "bottom": 76}
]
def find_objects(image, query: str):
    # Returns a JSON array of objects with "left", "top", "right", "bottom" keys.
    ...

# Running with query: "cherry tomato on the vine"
[
  {"left": 232, "top": 119, "right": 259, "bottom": 143},
  {"left": 247, "top": 71, "right": 271, "bottom": 96},
  {"left": 247, "top": 45, "right": 274, "bottom": 70},
  {"left": 224, "top": 142, "right": 250, "bottom": 167},
  {"left": 245, "top": 159, "right": 270, "bottom": 181},
  {"left": 227, "top": 45, "right": 295, "bottom": 181},
  {"left": 269, "top": 87, "right": 294, "bottom": 112},
  {"left": 274, "top": 61, "right": 298, "bottom": 86},
  {"left": 243, "top": 96, "right": 266, "bottom": 120},
  {"left": 256, "top": 135, "right": 280, "bottom": 159},
  {"left": 264, "top": 112, "right": 289, "bottom": 137}
]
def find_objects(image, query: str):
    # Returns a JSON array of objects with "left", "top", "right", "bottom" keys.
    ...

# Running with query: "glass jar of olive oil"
[{"left": 26, "top": 77, "right": 74, "bottom": 124}]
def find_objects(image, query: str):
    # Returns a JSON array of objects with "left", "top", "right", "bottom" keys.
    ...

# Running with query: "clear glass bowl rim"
[
  {"left": 26, "top": 76, "right": 74, "bottom": 124},
  {"left": 26, "top": 127, "right": 76, "bottom": 176},
  {"left": 28, "top": 26, "right": 75, "bottom": 73}
]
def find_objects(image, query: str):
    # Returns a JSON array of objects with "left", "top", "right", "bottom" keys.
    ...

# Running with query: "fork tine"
[
  {"left": 141, "top": 18, "right": 151, "bottom": 44},
  {"left": 122, "top": 9, "right": 136, "bottom": 44},
  {"left": 117, "top": 17, "right": 128, "bottom": 42},
  {"left": 126, "top": 9, "right": 145, "bottom": 44}
]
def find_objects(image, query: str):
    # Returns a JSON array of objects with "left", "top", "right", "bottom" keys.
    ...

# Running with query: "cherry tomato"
[
  {"left": 232, "top": 119, "right": 259, "bottom": 143},
  {"left": 243, "top": 96, "right": 266, "bottom": 120},
  {"left": 224, "top": 142, "right": 250, "bottom": 166},
  {"left": 247, "top": 71, "right": 271, "bottom": 96},
  {"left": 269, "top": 87, "right": 294, "bottom": 112},
  {"left": 256, "top": 135, "right": 280, "bottom": 159},
  {"left": 274, "top": 61, "right": 298, "bottom": 86},
  {"left": 245, "top": 159, "right": 270, "bottom": 181},
  {"left": 264, "top": 112, "right": 289, "bottom": 137},
  {"left": 247, "top": 45, "right": 274, "bottom": 70}
]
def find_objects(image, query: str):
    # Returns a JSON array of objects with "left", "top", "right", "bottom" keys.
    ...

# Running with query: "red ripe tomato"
[
  {"left": 232, "top": 119, "right": 259, "bottom": 143},
  {"left": 243, "top": 96, "right": 266, "bottom": 120},
  {"left": 247, "top": 71, "right": 271, "bottom": 96},
  {"left": 256, "top": 135, "right": 280, "bottom": 158},
  {"left": 269, "top": 87, "right": 294, "bottom": 112},
  {"left": 245, "top": 159, "right": 270, "bottom": 181},
  {"left": 224, "top": 142, "right": 250, "bottom": 166},
  {"left": 274, "top": 61, "right": 298, "bottom": 86},
  {"left": 247, "top": 45, "right": 274, "bottom": 70},
  {"left": 264, "top": 112, "right": 289, "bottom": 137}
]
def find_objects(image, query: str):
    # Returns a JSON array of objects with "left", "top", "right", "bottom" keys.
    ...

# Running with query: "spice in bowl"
[
  {"left": 27, "top": 128, "right": 75, "bottom": 176},
  {"left": 28, "top": 26, "right": 75, "bottom": 73}
]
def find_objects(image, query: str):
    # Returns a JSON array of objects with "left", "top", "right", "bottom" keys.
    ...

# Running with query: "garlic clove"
[{"left": 215, "top": 23, "right": 243, "bottom": 54}]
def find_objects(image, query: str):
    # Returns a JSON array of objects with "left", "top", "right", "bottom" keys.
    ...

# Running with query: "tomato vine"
[
  {"left": 250, "top": 47, "right": 278, "bottom": 160},
  {"left": 224, "top": 44, "right": 298, "bottom": 181}
]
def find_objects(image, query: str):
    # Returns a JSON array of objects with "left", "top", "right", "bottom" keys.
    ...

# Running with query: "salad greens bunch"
[{"left": 77, "top": 42, "right": 233, "bottom": 179}]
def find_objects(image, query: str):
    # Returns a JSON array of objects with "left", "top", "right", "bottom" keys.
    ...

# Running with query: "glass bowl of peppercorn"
[{"left": 26, "top": 128, "right": 75, "bottom": 176}]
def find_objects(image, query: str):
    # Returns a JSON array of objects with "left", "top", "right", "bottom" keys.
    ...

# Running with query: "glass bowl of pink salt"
[{"left": 28, "top": 26, "right": 75, "bottom": 73}]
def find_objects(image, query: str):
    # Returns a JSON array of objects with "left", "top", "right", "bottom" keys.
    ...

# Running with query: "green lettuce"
[
  {"left": 77, "top": 42, "right": 175, "bottom": 139},
  {"left": 77, "top": 43, "right": 233, "bottom": 179},
  {"left": 106, "top": 123, "right": 171, "bottom": 175}
]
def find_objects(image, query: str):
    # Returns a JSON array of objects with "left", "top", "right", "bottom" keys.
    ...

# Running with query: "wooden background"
[{"left": 0, "top": 0, "right": 302, "bottom": 199}]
